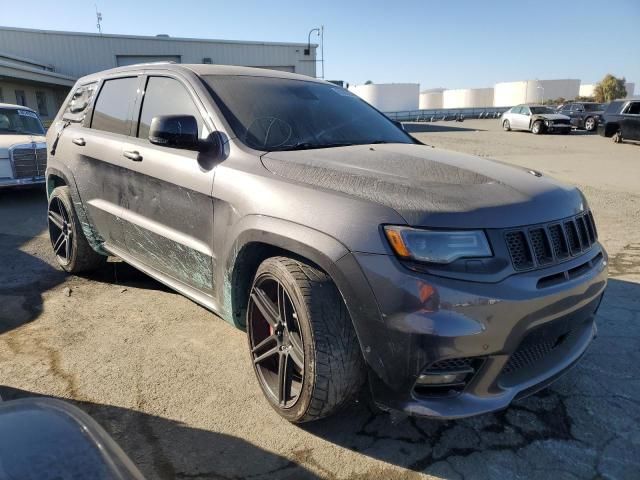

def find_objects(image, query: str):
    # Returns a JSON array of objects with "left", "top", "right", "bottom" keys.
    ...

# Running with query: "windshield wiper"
[{"left": 274, "top": 141, "right": 356, "bottom": 151}]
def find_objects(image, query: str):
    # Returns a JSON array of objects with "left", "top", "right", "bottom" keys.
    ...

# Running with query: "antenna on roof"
[{"left": 95, "top": 5, "right": 103, "bottom": 34}]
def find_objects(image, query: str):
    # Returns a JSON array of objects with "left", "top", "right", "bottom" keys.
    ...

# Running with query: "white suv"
[{"left": 0, "top": 103, "right": 47, "bottom": 188}]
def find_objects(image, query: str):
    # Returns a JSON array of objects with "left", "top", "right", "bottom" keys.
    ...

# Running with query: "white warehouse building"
[
  {"left": 419, "top": 88, "right": 445, "bottom": 109},
  {"left": 493, "top": 79, "right": 580, "bottom": 107},
  {"left": 0, "top": 26, "right": 317, "bottom": 121},
  {"left": 579, "top": 82, "right": 636, "bottom": 98},
  {"left": 442, "top": 87, "right": 494, "bottom": 109},
  {"left": 348, "top": 83, "right": 419, "bottom": 112}
]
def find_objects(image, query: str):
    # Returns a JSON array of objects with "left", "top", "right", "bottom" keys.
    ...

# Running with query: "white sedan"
[{"left": 501, "top": 105, "right": 572, "bottom": 135}]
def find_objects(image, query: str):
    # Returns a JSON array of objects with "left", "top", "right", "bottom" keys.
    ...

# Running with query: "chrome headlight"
[{"left": 384, "top": 226, "right": 492, "bottom": 264}]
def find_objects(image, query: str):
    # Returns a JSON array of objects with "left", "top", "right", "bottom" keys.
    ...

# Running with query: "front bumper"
[
  {"left": 546, "top": 123, "right": 572, "bottom": 132},
  {"left": 340, "top": 246, "right": 607, "bottom": 419}
]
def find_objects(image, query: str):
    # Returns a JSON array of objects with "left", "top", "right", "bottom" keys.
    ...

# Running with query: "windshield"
[
  {"left": 202, "top": 75, "right": 413, "bottom": 151},
  {"left": 0, "top": 108, "right": 45, "bottom": 135},
  {"left": 529, "top": 107, "right": 556, "bottom": 114}
]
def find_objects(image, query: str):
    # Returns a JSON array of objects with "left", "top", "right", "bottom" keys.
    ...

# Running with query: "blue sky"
[{"left": 2, "top": 0, "right": 639, "bottom": 92}]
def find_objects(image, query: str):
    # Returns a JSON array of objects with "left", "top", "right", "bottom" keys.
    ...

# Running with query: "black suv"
[
  {"left": 557, "top": 102, "right": 606, "bottom": 131},
  {"left": 597, "top": 99, "right": 640, "bottom": 143}
]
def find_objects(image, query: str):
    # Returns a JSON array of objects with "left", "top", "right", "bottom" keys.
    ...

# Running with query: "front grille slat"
[
  {"left": 505, "top": 211, "right": 598, "bottom": 272},
  {"left": 10, "top": 146, "right": 47, "bottom": 179}
]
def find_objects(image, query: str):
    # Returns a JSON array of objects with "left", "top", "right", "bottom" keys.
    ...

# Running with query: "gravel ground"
[{"left": 1, "top": 120, "right": 639, "bottom": 479}]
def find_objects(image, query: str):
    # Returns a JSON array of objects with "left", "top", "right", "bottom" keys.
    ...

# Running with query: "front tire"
[
  {"left": 247, "top": 256, "right": 365, "bottom": 423},
  {"left": 502, "top": 119, "right": 511, "bottom": 131},
  {"left": 531, "top": 120, "right": 544, "bottom": 135},
  {"left": 48, "top": 186, "right": 106, "bottom": 273}
]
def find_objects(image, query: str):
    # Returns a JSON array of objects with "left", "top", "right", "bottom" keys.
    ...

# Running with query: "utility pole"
[
  {"left": 96, "top": 5, "right": 103, "bottom": 34},
  {"left": 320, "top": 25, "right": 324, "bottom": 79}
]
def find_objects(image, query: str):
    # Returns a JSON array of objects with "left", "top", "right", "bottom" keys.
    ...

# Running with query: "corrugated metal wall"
[{"left": 0, "top": 27, "right": 316, "bottom": 79}]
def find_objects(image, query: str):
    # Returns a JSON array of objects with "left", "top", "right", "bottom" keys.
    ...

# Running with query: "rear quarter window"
[
  {"left": 62, "top": 83, "right": 97, "bottom": 123},
  {"left": 91, "top": 77, "right": 139, "bottom": 135}
]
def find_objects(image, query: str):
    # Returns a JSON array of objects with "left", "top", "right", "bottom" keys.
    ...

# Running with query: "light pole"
[{"left": 305, "top": 27, "right": 324, "bottom": 79}]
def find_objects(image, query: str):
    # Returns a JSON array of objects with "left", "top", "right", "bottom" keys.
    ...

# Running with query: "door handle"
[
  {"left": 72, "top": 137, "right": 86, "bottom": 146},
  {"left": 123, "top": 150, "right": 143, "bottom": 162}
]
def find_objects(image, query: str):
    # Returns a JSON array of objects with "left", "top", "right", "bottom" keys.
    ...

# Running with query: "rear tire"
[
  {"left": 48, "top": 186, "right": 106, "bottom": 273},
  {"left": 531, "top": 121, "right": 544, "bottom": 135},
  {"left": 584, "top": 116, "right": 596, "bottom": 132},
  {"left": 246, "top": 256, "right": 366, "bottom": 423},
  {"left": 503, "top": 119, "right": 511, "bottom": 131}
]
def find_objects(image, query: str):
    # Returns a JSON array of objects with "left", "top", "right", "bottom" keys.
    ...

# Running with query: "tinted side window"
[
  {"left": 625, "top": 102, "right": 640, "bottom": 115},
  {"left": 91, "top": 77, "right": 139, "bottom": 135},
  {"left": 511, "top": 106, "right": 522, "bottom": 114},
  {"left": 63, "top": 83, "right": 97, "bottom": 123},
  {"left": 521, "top": 106, "right": 531, "bottom": 115},
  {"left": 137, "top": 76, "right": 204, "bottom": 139}
]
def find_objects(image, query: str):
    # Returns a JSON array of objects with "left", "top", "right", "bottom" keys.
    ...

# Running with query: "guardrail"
[{"left": 385, "top": 107, "right": 512, "bottom": 122}]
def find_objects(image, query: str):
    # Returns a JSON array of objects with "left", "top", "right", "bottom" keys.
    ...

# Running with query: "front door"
[
  {"left": 513, "top": 106, "right": 530, "bottom": 129},
  {"left": 119, "top": 74, "right": 216, "bottom": 295}
]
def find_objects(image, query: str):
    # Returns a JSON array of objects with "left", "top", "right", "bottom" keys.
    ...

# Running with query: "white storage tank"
[
  {"left": 494, "top": 79, "right": 580, "bottom": 106},
  {"left": 348, "top": 83, "right": 419, "bottom": 112},
  {"left": 419, "top": 88, "right": 445, "bottom": 109},
  {"left": 442, "top": 87, "right": 494, "bottom": 108}
]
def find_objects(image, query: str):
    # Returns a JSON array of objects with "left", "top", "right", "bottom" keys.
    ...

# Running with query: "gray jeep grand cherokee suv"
[{"left": 45, "top": 64, "right": 607, "bottom": 422}]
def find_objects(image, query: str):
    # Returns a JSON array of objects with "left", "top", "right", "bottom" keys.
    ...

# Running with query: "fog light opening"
[{"left": 413, "top": 361, "right": 482, "bottom": 398}]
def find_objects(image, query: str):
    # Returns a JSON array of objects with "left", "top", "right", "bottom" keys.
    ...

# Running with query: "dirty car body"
[
  {"left": 46, "top": 64, "right": 607, "bottom": 420},
  {"left": 0, "top": 103, "right": 47, "bottom": 188}
]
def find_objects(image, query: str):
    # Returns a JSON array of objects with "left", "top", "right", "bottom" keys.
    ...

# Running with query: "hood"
[
  {"left": 262, "top": 143, "right": 587, "bottom": 229},
  {"left": 0, "top": 134, "right": 46, "bottom": 159},
  {"left": 534, "top": 113, "right": 570, "bottom": 121}
]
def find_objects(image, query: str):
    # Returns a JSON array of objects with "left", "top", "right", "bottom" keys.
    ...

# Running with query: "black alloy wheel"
[
  {"left": 48, "top": 195, "right": 73, "bottom": 265},
  {"left": 248, "top": 275, "right": 305, "bottom": 408}
]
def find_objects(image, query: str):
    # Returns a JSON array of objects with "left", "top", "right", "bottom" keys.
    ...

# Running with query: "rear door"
[
  {"left": 57, "top": 76, "right": 139, "bottom": 249},
  {"left": 621, "top": 101, "right": 640, "bottom": 140},
  {"left": 119, "top": 73, "right": 216, "bottom": 295}
]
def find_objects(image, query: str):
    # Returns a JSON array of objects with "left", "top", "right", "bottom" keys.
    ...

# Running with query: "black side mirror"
[{"left": 149, "top": 115, "right": 200, "bottom": 150}]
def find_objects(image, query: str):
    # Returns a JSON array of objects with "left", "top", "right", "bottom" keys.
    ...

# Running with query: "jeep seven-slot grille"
[
  {"left": 505, "top": 211, "right": 598, "bottom": 271},
  {"left": 11, "top": 147, "right": 47, "bottom": 179}
]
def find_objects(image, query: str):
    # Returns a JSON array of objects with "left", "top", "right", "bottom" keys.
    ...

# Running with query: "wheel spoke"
[
  {"left": 48, "top": 211, "right": 64, "bottom": 230},
  {"left": 253, "top": 344, "right": 279, "bottom": 365},
  {"left": 250, "top": 287, "right": 279, "bottom": 327},
  {"left": 251, "top": 333, "right": 278, "bottom": 355},
  {"left": 53, "top": 233, "right": 66, "bottom": 255},
  {"left": 277, "top": 282, "right": 287, "bottom": 323},
  {"left": 64, "top": 233, "right": 71, "bottom": 260},
  {"left": 277, "top": 352, "right": 291, "bottom": 405},
  {"left": 289, "top": 334, "right": 304, "bottom": 371}
]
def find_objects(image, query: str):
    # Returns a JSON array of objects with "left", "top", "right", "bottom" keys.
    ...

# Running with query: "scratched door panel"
[{"left": 119, "top": 140, "right": 215, "bottom": 294}]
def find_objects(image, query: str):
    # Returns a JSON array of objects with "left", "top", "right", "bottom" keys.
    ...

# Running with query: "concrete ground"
[{"left": 1, "top": 119, "right": 639, "bottom": 479}]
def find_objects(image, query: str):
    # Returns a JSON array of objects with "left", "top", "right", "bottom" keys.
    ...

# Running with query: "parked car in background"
[
  {"left": 597, "top": 99, "right": 640, "bottom": 143},
  {"left": 501, "top": 105, "right": 572, "bottom": 134},
  {"left": 557, "top": 102, "right": 606, "bottom": 131},
  {"left": 46, "top": 63, "right": 606, "bottom": 422},
  {"left": 0, "top": 103, "right": 47, "bottom": 188}
]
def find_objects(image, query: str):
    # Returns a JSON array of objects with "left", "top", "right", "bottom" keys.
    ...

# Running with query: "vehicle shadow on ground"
[
  {"left": 0, "top": 386, "right": 320, "bottom": 480},
  {"left": 0, "top": 188, "right": 67, "bottom": 334},
  {"left": 0, "top": 189, "right": 174, "bottom": 335},
  {"left": 302, "top": 276, "right": 640, "bottom": 478},
  {"left": 404, "top": 123, "right": 485, "bottom": 133}
]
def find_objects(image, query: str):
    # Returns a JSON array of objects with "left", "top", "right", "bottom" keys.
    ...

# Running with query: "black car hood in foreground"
[{"left": 263, "top": 143, "right": 587, "bottom": 228}]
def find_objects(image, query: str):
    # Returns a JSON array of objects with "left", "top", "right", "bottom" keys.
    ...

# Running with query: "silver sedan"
[{"left": 501, "top": 105, "right": 572, "bottom": 135}]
